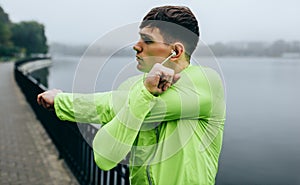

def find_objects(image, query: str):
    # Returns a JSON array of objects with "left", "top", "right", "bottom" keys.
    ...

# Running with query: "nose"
[{"left": 133, "top": 41, "right": 142, "bottom": 54}]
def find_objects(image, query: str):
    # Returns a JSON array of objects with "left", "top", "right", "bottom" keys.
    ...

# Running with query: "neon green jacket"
[{"left": 54, "top": 65, "right": 226, "bottom": 185}]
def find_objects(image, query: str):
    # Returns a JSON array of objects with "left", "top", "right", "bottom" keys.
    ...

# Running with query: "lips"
[{"left": 136, "top": 56, "right": 143, "bottom": 63}]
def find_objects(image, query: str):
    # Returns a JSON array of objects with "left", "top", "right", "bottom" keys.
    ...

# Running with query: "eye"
[
  {"left": 141, "top": 35, "right": 153, "bottom": 44},
  {"left": 144, "top": 40, "right": 153, "bottom": 44}
]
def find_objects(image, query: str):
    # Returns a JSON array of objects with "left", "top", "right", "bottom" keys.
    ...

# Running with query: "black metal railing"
[{"left": 14, "top": 58, "right": 130, "bottom": 185}]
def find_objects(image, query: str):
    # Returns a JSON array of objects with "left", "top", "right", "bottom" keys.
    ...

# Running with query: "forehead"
[{"left": 139, "top": 27, "right": 164, "bottom": 41}]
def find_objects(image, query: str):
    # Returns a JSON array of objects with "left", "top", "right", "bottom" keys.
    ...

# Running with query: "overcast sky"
[{"left": 1, "top": 0, "right": 299, "bottom": 45}]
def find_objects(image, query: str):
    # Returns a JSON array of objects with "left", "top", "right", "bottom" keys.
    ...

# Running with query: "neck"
[{"left": 164, "top": 59, "right": 189, "bottom": 73}]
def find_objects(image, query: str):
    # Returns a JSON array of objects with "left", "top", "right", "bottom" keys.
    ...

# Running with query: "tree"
[
  {"left": 11, "top": 21, "right": 48, "bottom": 56},
  {"left": 0, "top": 6, "right": 11, "bottom": 45},
  {"left": 0, "top": 6, "right": 15, "bottom": 57}
]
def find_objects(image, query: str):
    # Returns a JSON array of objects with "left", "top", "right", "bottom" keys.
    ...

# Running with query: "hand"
[
  {"left": 144, "top": 63, "right": 181, "bottom": 95},
  {"left": 37, "top": 89, "right": 63, "bottom": 110}
]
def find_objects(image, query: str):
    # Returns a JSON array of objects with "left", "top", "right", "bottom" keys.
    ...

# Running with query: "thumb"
[{"left": 172, "top": 73, "right": 181, "bottom": 84}]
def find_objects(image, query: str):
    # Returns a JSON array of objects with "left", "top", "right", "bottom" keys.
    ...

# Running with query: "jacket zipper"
[{"left": 146, "top": 125, "right": 160, "bottom": 185}]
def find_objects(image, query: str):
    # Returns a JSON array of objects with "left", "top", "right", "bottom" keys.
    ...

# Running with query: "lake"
[{"left": 32, "top": 55, "right": 300, "bottom": 184}]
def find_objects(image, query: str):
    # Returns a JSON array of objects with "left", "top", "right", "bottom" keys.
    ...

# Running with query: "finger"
[
  {"left": 159, "top": 80, "right": 172, "bottom": 91},
  {"left": 41, "top": 99, "right": 48, "bottom": 109},
  {"left": 159, "top": 74, "right": 169, "bottom": 81},
  {"left": 158, "top": 80, "right": 165, "bottom": 89},
  {"left": 158, "top": 75, "right": 168, "bottom": 87},
  {"left": 162, "top": 82, "right": 171, "bottom": 91},
  {"left": 40, "top": 98, "right": 45, "bottom": 108},
  {"left": 166, "top": 75, "right": 173, "bottom": 83},
  {"left": 147, "top": 72, "right": 161, "bottom": 85},
  {"left": 172, "top": 73, "right": 181, "bottom": 84},
  {"left": 154, "top": 72, "right": 162, "bottom": 87},
  {"left": 38, "top": 94, "right": 45, "bottom": 106},
  {"left": 155, "top": 88, "right": 163, "bottom": 95},
  {"left": 37, "top": 93, "right": 42, "bottom": 105}
]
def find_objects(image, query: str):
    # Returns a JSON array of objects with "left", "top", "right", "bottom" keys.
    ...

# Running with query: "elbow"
[{"left": 93, "top": 149, "right": 117, "bottom": 171}]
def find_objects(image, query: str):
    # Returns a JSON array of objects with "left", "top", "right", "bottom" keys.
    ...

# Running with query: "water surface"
[{"left": 35, "top": 55, "right": 300, "bottom": 184}]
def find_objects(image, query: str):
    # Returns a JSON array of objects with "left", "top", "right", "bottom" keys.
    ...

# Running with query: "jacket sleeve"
[
  {"left": 54, "top": 91, "right": 116, "bottom": 124},
  {"left": 53, "top": 85, "right": 198, "bottom": 125},
  {"left": 54, "top": 67, "right": 223, "bottom": 125},
  {"left": 53, "top": 76, "right": 138, "bottom": 124},
  {"left": 144, "top": 66, "right": 217, "bottom": 123},
  {"left": 92, "top": 81, "right": 157, "bottom": 170}
]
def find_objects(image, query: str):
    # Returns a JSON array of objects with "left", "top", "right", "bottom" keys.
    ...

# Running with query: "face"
[{"left": 133, "top": 27, "right": 173, "bottom": 72}]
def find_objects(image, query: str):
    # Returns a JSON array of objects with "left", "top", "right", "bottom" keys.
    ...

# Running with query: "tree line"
[
  {"left": 207, "top": 40, "right": 300, "bottom": 57},
  {"left": 0, "top": 6, "right": 48, "bottom": 59},
  {"left": 50, "top": 40, "right": 300, "bottom": 58}
]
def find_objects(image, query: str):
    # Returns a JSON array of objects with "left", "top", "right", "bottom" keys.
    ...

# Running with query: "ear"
[{"left": 171, "top": 42, "right": 185, "bottom": 60}]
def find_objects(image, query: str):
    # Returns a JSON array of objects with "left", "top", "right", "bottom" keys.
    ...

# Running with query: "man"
[{"left": 37, "top": 5, "right": 226, "bottom": 185}]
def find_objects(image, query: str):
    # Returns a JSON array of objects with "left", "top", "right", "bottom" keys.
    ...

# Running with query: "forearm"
[
  {"left": 144, "top": 66, "right": 224, "bottom": 123},
  {"left": 144, "top": 85, "right": 209, "bottom": 123},
  {"left": 93, "top": 83, "right": 157, "bottom": 170},
  {"left": 54, "top": 91, "right": 115, "bottom": 124}
]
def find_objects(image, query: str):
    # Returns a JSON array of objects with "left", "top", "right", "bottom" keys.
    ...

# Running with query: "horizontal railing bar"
[{"left": 14, "top": 58, "right": 130, "bottom": 185}]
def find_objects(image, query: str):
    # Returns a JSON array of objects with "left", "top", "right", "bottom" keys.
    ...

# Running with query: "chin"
[{"left": 137, "top": 64, "right": 148, "bottom": 73}]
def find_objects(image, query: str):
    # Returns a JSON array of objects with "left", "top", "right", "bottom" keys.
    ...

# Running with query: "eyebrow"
[{"left": 139, "top": 32, "right": 154, "bottom": 40}]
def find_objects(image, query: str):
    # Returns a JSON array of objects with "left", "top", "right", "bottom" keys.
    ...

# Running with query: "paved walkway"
[{"left": 0, "top": 62, "right": 79, "bottom": 185}]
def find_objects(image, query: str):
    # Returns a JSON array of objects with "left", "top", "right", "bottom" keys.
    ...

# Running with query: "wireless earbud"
[
  {"left": 161, "top": 50, "right": 177, "bottom": 65},
  {"left": 171, "top": 50, "right": 176, "bottom": 57}
]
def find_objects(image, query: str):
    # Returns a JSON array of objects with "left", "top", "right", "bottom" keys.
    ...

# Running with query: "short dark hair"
[{"left": 140, "top": 5, "right": 200, "bottom": 60}]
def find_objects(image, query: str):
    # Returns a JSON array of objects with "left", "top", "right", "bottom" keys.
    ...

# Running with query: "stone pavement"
[{"left": 0, "top": 62, "right": 79, "bottom": 185}]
